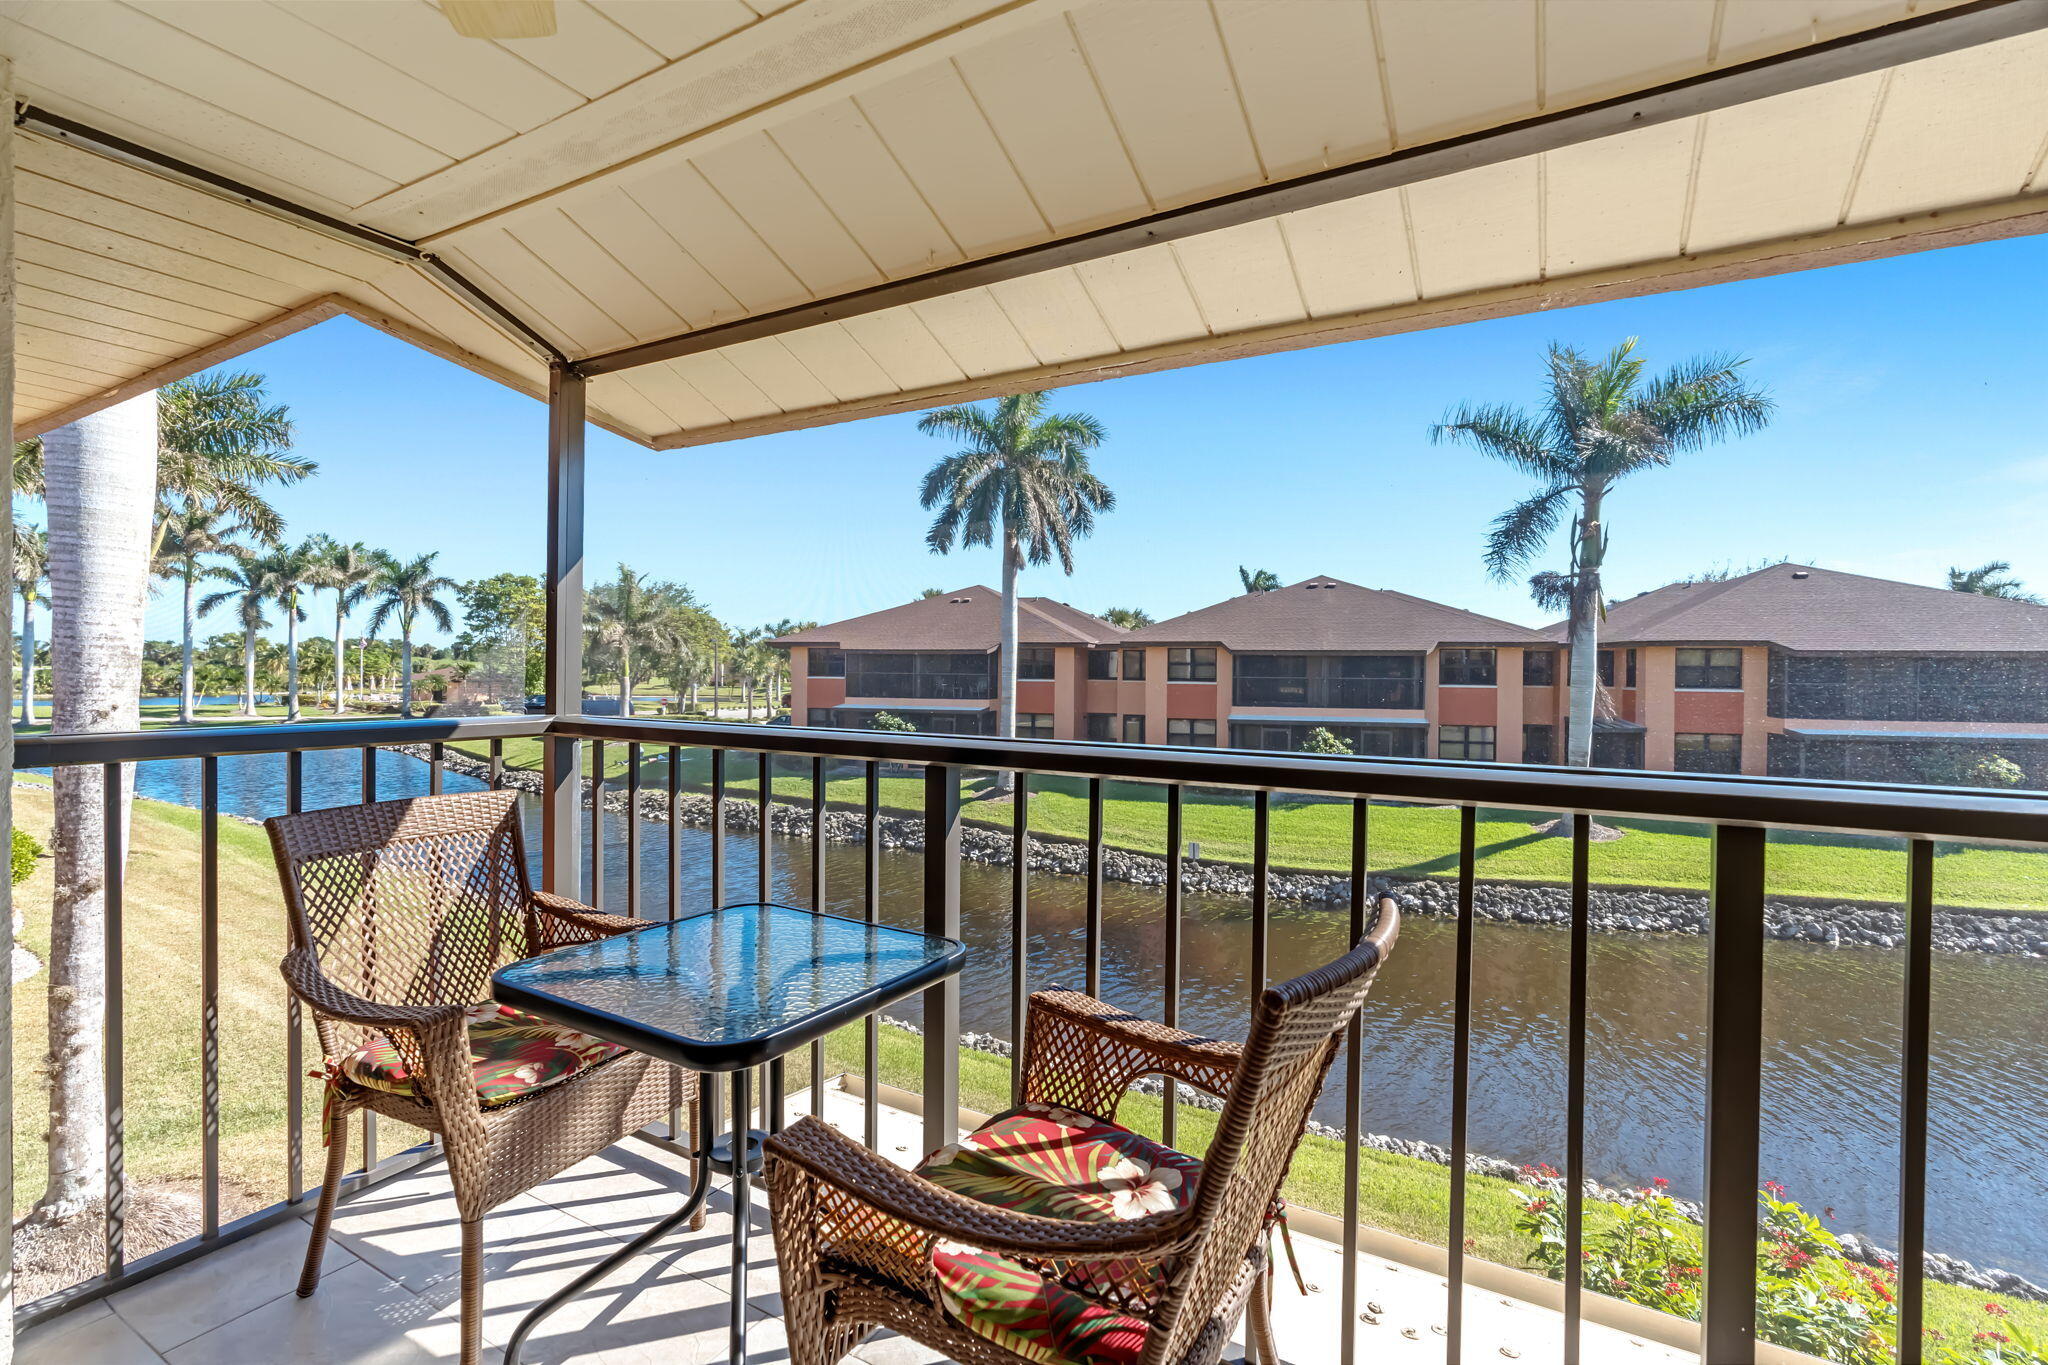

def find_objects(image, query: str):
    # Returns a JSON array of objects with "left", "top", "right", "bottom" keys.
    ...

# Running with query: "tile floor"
[{"left": 16, "top": 1082, "right": 1698, "bottom": 1365}]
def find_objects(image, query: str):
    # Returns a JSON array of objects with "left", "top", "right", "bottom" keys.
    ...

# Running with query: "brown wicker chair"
[
  {"left": 765, "top": 898, "right": 1400, "bottom": 1365},
  {"left": 268, "top": 789, "right": 696, "bottom": 1365}
]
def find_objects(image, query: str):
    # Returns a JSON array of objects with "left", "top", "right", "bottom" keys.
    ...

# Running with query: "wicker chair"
[
  {"left": 765, "top": 898, "right": 1400, "bottom": 1365},
  {"left": 268, "top": 789, "right": 696, "bottom": 1365}
]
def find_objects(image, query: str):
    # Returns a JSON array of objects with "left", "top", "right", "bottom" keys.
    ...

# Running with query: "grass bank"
[{"left": 459, "top": 738, "right": 2048, "bottom": 911}]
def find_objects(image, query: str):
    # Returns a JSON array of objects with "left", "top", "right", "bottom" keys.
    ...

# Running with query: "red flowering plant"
[
  {"left": 1926, "top": 1303, "right": 2047, "bottom": 1365},
  {"left": 1512, "top": 1179, "right": 1902, "bottom": 1365}
]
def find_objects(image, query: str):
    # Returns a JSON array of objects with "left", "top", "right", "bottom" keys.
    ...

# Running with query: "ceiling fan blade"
[{"left": 442, "top": 0, "right": 558, "bottom": 39}]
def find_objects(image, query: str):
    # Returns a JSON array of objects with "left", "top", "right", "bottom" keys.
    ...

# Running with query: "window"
[
  {"left": 1438, "top": 649, "right": 1496, "bottom": 686},
  {"left": 1122, "top": 714, "right": 1146, "bottom": 743},
  {"left": 1168, "top": 647, "right": 1216, "bottom": 681},
  {"left": 807, "top": 708, "right": 834, "bottom": 727},
  {"left": 1016, "top": 713, "right": 1055, "bottom": 741},
  {"left": 1121, "top": 649, "right": 1146, "bottom": 680},
  {"left": 1675, "top": 732, "right": 1741, "bottom": 773},
  {"left": 1522, "top": 723, "right": 1554, "bottom": 764},
  {"left": 1676, "top": 647, "right": 1742, "bottom": 689},
  {"left": 807, "top": 648, "right": 845, "bottom": 678},
  {"left": 1085, "top": 713, "right": 1115, "bottom": 741},
  {"left": 1438, "top": 725, "right": 1496, "bottom": 761},
  {"left": 1167, "top": 717, "right": 1217, "bottom": 747},
  {"left": 1598, "top": 649, "right": 1638, "bottom": 689},
  {"left": 1018, "top": 646, "right": 1056, "bottom": 680},
  {"left": 1522, "top": 650, "right": 1556, "bottom": 686},
  {"left": 1087, "top": 649, "right": 1119, "bottom": 680}
]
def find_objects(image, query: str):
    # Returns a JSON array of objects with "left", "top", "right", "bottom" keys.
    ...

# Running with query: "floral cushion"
[
  {"left": 917, "top": 1103, "right": 1204, "bottom": 1363},
  {"left": 337, "top": 1001, "right": 624, "bottom": 1109}
]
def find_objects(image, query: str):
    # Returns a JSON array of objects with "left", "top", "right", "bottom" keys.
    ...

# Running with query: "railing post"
[
  {"left": 921, "top": 764, "right": 962, "bottom": 1157},
  {"left": 543, "top": 364, "right": 586, "bottom": 894},
  {"left": 1702, "top": 822, "right": 1767, "bottom": 1364}
]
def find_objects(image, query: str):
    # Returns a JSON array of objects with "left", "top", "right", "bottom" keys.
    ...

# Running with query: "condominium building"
[{"left": 777, "top": 566, "right": 2048, "bottom": 783}]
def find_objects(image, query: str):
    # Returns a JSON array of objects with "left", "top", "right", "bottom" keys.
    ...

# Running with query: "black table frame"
[{"left": 491, "top": 903, "right": 967, "bottom": 1365}]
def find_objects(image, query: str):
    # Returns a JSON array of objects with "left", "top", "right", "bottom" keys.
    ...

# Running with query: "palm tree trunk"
[
  {"left": 400, "top": 628, "right": 415, "bottom": 718},
  {"left": 284, "top": 595, "right": 301, "bottom": 722},
  {"left": 1565, "top": 488, "right": 1604, "bottom": 768},
  {"left": 179, "top": 564, "right": 198, "bottom": 724},
  {"left": 332, "top": 599, "right": 347, "bottom": 715},
  {"left": 996, "top": 533, "right": 1020, "bottom": 792},
  {"left": 35, "top": 392, "right": 155, "bottom": 1226},
  {"left": 620, "top": 651, "right": 632, "bottom": 717},
  {"left": 18, "top": 589, "right": 36, "bottom": 726},
  {"left": 241, "top": 629, "right": 258, "bottom": 716}
]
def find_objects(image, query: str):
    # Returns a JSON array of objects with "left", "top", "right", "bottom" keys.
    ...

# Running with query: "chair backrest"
[
  {"left": 1151, "top": 899, "right": 1400, "bottom": 1365},
  {"left": 268, "top": 790, "right": 536, "bottom": 1016}
]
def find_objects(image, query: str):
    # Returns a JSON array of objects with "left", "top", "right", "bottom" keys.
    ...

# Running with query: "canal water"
[{"left": 113, "top": 747, "right": 2048, "bottom": 1281}]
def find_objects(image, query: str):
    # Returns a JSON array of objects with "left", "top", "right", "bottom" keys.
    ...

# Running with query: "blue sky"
[{"left": 86, "top": 230, "right": 2048, "bottom": 646}]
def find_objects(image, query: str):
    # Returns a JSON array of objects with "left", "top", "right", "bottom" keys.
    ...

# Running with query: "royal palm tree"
[
  {"left": 261, "top": 543, "right": 319, "bottom": 721},
  {"left": 1947, "top": 561, "right": 2041, "bottom": 603},
  {"left": 200, "top": 556, "right": 278, "bottom": 717},
  {"left": 366, "top": 552, "right": 458, "bottom": 718},
  {"left": 151, "top": 371, "right": 310, "bottom": 558},
  {"left": 1238, "top": 567, "right": 1280, "bottom": 593},
  {"left": 1432, "top": 339, "right": 1773, "bottom": 767},
  {"left": 585, "top": 565, "right": 680, "bottom": 716},
  {"left": 918, "top": 391, "right": 1113, "bottom": 757},
  {"left": 310, "top": 539, "right": 383, "bottom": 712},
  {"left": 32, "top": 393, "right": 157, "bottom": 1228},
  {"left": 13, "top": 522, "right": 47, "bottom": 727},
  {"left": 154, "top": 502, "right": 253, "bottom": 722}
]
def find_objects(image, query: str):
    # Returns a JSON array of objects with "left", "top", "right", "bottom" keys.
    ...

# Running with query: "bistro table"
[{"left": 491, "top": 901, "right": 967, "bottom": 1365}]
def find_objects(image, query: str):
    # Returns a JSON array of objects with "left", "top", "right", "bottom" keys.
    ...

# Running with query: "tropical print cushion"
[
  {"left": 918, "top": 1102, "right": 1204, "bottom": 1362},
  {"left": 337, "top": 1001, "right": 624, "bottom": 1109},
  {"left": 931, "top": 1241, "right": 1148, "bottom": 1365}
]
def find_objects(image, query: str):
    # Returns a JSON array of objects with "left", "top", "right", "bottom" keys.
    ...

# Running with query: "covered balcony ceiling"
[{"left": 6, "top": 0, "right": 2048, "bottom": 449}]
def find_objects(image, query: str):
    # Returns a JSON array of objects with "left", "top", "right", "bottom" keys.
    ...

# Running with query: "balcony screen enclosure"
[
  {"left": 843, "top": 652, "right": 994, "bottom": 700},
  {"left": 1234, "top": 654, "right": 1423, "bottom": 708}
]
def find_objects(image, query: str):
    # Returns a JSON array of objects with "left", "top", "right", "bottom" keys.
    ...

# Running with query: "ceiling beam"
[{"left": 574, "top": 0, "right": 2048, "bottom": 378}]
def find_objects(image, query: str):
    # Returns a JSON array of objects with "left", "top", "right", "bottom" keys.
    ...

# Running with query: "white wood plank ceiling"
[{"left": 5, "top": 0, "right": 2046, "bottom": 446}]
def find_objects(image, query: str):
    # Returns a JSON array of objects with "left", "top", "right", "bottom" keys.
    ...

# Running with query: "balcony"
[{"left": 12, "top": 714, "right": 2047, "bottom": 1365}]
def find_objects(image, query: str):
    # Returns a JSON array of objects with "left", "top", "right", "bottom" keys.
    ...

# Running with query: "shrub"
[
  {"left": 1514, "top": 1178, "right": 1899, "bottom": 1365},
  {"left": 1298, "top": 726, "right": 1354, "bottom": 756},
  {"left": 11, "top": 827, "right": 40, "bottom": 886},
  {"left": 870, "top": 711, "right": 917, "bottom": 734},
  {"left": 1927, "top": 1303, "right": 2045, "bottom": 1364}
]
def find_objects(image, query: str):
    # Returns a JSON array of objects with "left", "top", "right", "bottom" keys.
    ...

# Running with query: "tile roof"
[
  {"left": 1122, "top": 577, "right": 1548, "bottom": 651},
  {"left": 769, "top": 586, "right": 1126, "bottom": 651},
  {"left": 1563, "top": 563, "right": 2048, "bottom": 652}
]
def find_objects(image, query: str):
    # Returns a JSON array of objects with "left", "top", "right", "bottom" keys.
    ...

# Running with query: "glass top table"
[
  {"left": 494, "top": 901, "right": 967, "bottom": 1071},
  {"left": 491, "top": 903, "right": 967, "bottom": 1365}
]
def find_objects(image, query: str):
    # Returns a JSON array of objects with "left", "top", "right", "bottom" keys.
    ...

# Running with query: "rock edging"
[{"left": 406, "top": 746, "right": 2048, "bottom": 959}]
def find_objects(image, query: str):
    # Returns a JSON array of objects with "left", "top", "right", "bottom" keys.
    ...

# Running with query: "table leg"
[
  {"left": 502, "top": 1081, "right": 715, "bottom": 1365},
  {"left": 730, "top": 1067, "right": 753, "bottom": 1365}
]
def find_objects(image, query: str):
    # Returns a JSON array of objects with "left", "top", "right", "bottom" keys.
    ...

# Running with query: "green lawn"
[{"left": 457, "top": 739, "right": 2048, "bottom": 911}]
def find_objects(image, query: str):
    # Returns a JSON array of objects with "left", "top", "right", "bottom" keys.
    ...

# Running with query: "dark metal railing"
[{"left": 15, "top": 711, "right": 2048, "bottom": 1363}]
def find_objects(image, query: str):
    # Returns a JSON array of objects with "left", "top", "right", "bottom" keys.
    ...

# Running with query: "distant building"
[
  {"left": 776, "top": 566, "right": 2048, "bottom": 783},
  {"left": 771, "top": 586, "right": 1127, "bottom": 739}
]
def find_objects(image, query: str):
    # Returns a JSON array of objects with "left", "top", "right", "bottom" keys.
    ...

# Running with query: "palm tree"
[
  {"left": 259, "top": 543, "right": 319, "bottom": 721},
  {"left": 1432, "top": 339, "right": 1773, "bottom": 767},
  {"left": 14, "top": 522, "right": 47, "bottom": 727},
  {"left": 200, "top": 557, "right": 277, "bottom": 716},
  {"left": 1100, "top": 606, "right": 1153, "bottom": 629},
  {"left": 918, "top": 391, "right": 1113, "bottom": 756},
  {"left": 1238, "top": 567, "right": 1280, "bottom": 593},
  {"left": 33, "top": 392, "right": 158, "bottom": 1228},
  {"left": 151, "top": 371, "right": 311, "bottom": 558},
  {"left": 760, "top": 618, "right": 815, "bottom": 717},
  {"left": 1947, "top": 561, "right": 2041, "bottom": 603},
  {"left": 154, "top": 502, "right": 253, "bottom": 723},
  {"left": 310, "top": 539, "right": 383, "bottom": 713},
  {"left": 366, "top": 552, "right": 457, "bottom": 717},
  {"left": 585, "top": 565, "right": 681, "bottom": 716}
]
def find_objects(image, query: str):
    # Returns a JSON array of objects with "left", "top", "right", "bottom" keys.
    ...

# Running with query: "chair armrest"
[
  {"left": 529, "top": 890, "right": 655, "bottom": 947},
  {"left": 765, "top": 1116, "right": 1191, "bottom": 1262},
  {"left": 1021, "top": 990, "right": 1241, "bottom": 1124},
  {"left": 281, "top": 949, "right": 465, "bottom": 1034}
]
